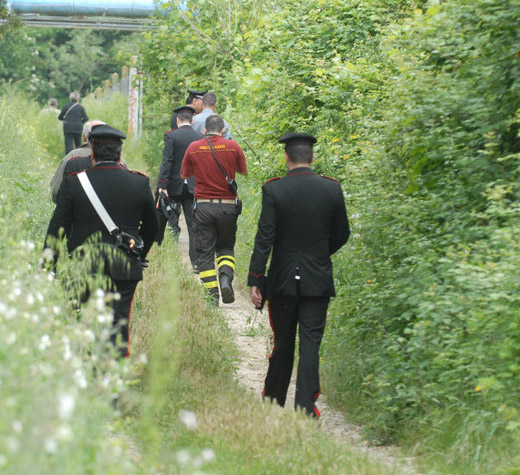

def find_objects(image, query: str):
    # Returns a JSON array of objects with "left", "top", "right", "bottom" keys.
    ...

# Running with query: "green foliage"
[
  {"left": 0, "top": 91, "right": 142, "bottom": 474},
  {"left": 0, "top": 27, "right": 137, "bottom": 102},
  {"left": 139, "top": 0, "right": 520, "bottom": 471}
]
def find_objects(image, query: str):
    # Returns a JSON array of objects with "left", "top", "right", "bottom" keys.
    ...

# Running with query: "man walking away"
[
  {"left": 44, "top": 124, "right": 159, "bottom": 358},
  {"left": 58, "top": 91, "right": 89, "bottom": 155},
  {"left": 181, "top": 114, "right": 247, "bottom": 305},
  {"left": 248, "top": 133, "right": 350, "bottom": 418},
  {"left": 191, "top": 92, "right": 232, "bottom": 140},
  {"left": 157, "top": 105, "right": 202, "bottom": 270}
]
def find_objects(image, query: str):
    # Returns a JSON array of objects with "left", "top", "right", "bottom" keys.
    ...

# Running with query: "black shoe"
[{"left": 220, "top": 275, "right": 235, "bottom": 304}]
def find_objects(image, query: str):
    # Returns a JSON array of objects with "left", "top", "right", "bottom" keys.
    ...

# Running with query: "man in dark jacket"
[
  {"left": 248, "top": 133, "right": 350, "bottom": 418},
  {"left": 58, "top": 91, "right": 89, "bottom": 154},
  {"left": 44, "top": 124, "right": 159, "bottom": 357},
  {"left": 156, "top": 106, "right": 202, "bottom": 269}
]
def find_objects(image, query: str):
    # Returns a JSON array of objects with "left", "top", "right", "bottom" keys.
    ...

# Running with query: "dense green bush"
[{"left": 139, "top": 0, "right": 520, "bottom": 471}]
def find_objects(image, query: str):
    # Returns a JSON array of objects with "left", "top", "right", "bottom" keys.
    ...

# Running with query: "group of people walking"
[{"left": 44, "top": 87, "right": 350, "bottom": 418}]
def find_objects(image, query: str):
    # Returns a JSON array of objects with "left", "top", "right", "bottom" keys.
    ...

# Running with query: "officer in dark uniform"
[
  {"left": 181, "top": 114, "right": 248, "bottom": 305},
  {"left": 157, "top": 105, "right": 202, "bottom": 269},
  {"left": 170, "top": 88, "right": 207, "bottom": 130},
  {"left": 44, "top": 124, "right": 159, "bottom": 358},
  {"left": 248, "top": 133, "right": 350, "bottom": 418}
]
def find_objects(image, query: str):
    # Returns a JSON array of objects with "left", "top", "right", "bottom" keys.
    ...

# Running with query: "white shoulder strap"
[{"left": 77, "top": 171, "right": 118, "bottom": 234}]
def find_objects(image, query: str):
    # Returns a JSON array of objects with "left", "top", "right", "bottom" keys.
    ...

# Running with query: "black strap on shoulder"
[{"left": 204, "top": 136, "right": 229, "bottom": 181}]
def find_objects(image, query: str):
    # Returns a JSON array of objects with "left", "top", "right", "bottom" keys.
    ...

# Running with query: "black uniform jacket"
[
  {"left": 157, "top": 125, "right": 202, "bottom": 199},
  {"left": 58, "top": 102, "right": 89, "bottom": 134},
  {"left": 248, "top": 168, "right": 350, "bottom": 298},
  {"left": 45, "top": 162, "right": 159, "bottom": 281}
]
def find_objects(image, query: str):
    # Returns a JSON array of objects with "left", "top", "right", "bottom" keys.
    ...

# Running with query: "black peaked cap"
[
  {"left": 187, "top": 88, "right": 208, "bottom": 98},
  {"left": 89, "top": 124, "right": 126, "bottom": 141},
  {"left": 278, "top": 132, "right": 317, "bottom": 145},
  {"left": 173, "top": 105, "right": 196, "bottom": 114}
]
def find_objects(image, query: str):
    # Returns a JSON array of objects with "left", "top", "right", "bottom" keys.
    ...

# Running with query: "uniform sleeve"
[
  {"left": 180, "top": 145, "right": 194, "bottom": 179},
  {"left": 157, "top": 132, "right": 174, "bottom": 188},
  {"left": 44, "top": 177, "right": 75, "bottom": 258},
  {"left": 50, "top": 156, "right": 70, "bottom": 203},
  {"left": 139, "top": 180, "right": 160, "bottom": 258},
  {"left": 329, "top": 184, "right": 350, "bottom": 255},
  {"left": 248, "top": 185, "right": 276, "bottom": 287}
]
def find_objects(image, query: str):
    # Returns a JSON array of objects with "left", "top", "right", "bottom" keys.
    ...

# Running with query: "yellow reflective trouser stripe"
[
  {"left": 217, "top": 255, "right": 235, "bottom": 263},
  {"left": 217, "top": 260, "right": 236, "bottom": 271},
  {"left": 204, "top": 281, "right": 219, "bottom": 289},
  {"left": 200, "top": 269, "right": 217, "bottom": 278}
]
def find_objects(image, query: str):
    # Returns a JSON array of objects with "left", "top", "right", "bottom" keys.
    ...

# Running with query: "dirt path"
[{"left": 176, "top": 215, "right": 420, "bottom": 474}]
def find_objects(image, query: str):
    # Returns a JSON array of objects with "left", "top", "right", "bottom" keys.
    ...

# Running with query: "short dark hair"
[
  {"left": 91, "top": 141, "right": 122, "bottom": 162},
  {"left": 285, "top": 143, "right": 313, "bottom": 164},
  {"left": 202, "top": 92, "right": 217, "bottom": 107},
  {"left": 177, "top": 109, "right": 193, "bottom": 123},
  {"left": 205, "top": 114, "right": 225, "bottom": 134},
  {"left": 186, "top": 94, "right": 195, "bottom": 105}
]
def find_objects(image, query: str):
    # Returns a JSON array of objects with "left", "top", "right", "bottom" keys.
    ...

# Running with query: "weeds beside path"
[{"left": 172, "top": 215, "right": 421, "bottom": 475}]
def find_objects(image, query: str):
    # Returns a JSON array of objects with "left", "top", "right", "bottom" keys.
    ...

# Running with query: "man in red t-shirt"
[{"left": 181, "top": 114, "right": 248, "bottom": 305}]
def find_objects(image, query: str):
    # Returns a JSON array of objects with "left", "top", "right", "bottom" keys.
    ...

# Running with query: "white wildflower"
[
  {"left": 26, "top": 294, "right": 35, "bottom": 305},
  {"left": 6, "top": 437, "right": 19, "bottom": 453},
  {"left": 41, "top": 248, "right": 54, "bottom": 262},
  {"left": 52, "top": 305, "right": 60, "bottom": 315},
  {"left": 56, "top": 425, "right": 72, "bottom": 441},
  {"left": 74, "top": 370, "right": 87, "bottom": 389},
  {"left": 31, "top": 314, "right": 39, "bottom": 322},
  {"left": 6, "top": 333, "right": 16, "bottom": 344},
  {"left": 353, "top": 233, "right": 361, "bottom": 239},
  {"left": 44, "top": 438, "right": 57, "bottom": 454},
  {"left": 138, "top": 353, "right": 148, "bottom": 365},
  {"left": 36, "top": 292, "right": 44, "bottom": 302},
  {"left": 12, "top": 421, "right": 22, "bottom": 434},
  {"left": 179, "top": 410, "right": 197, "bottom": 430},
  {"left": 38, "top": 335, "right": 51, "bottom": 351},
  {"left": 9, "top": 287, "right": 22, "bottom": 300},
  {"left": 95, "top": 288, "right": 105, "bottom": 298},
  {"left": 84, "top": 330, "right": 96, "bottom": 342},
  {"left": 57, "top": 392, "right": 76, "bottom": 420},
  {"left": 200, "top": 448, "right": 216, "bottom": 463},
  {"left": 175, "top": 449, "right": 192, "bottom": 465},
  {"left": 0, "top": 454, "right": 7, "bottom": 468},
  {"left": 63, "top": 336, "right": 72, "bottom": 361}
]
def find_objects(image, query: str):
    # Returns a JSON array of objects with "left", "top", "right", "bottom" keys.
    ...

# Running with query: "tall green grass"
[
  {"left": 125, "top": 239, "right": 393, "bottom": 474},
  {"left": 0, "top": 91, "right": 143, "bottom": 474}
]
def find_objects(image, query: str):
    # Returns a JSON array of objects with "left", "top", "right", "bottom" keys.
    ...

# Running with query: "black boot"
[{"left": 220, "top": 274, "right": 235, "bottom": 304}]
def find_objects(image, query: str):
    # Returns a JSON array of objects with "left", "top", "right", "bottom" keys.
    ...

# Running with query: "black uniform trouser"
[
  {"left": 263, "top": 295, "right": 330, "bottom": 418},
  {"left": 111, "top": 279, "right": 139, "bottom": 358},
  {"left": 64, "top": 132, "right": 82, "bottom": 155},
  {"left": 193, "top": 201, "right": 237, "bottom": 301},
  {"left": 156, "top": 186, "right": 198, "bottom": 266}
]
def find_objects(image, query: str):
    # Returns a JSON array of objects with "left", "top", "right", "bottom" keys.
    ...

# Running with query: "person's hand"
[
  {"left": 250, "top": 286, "right": 263, "bottom": 308},
  {"left": 158, "top": 188, "right": 168, "bottom": 197}
]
